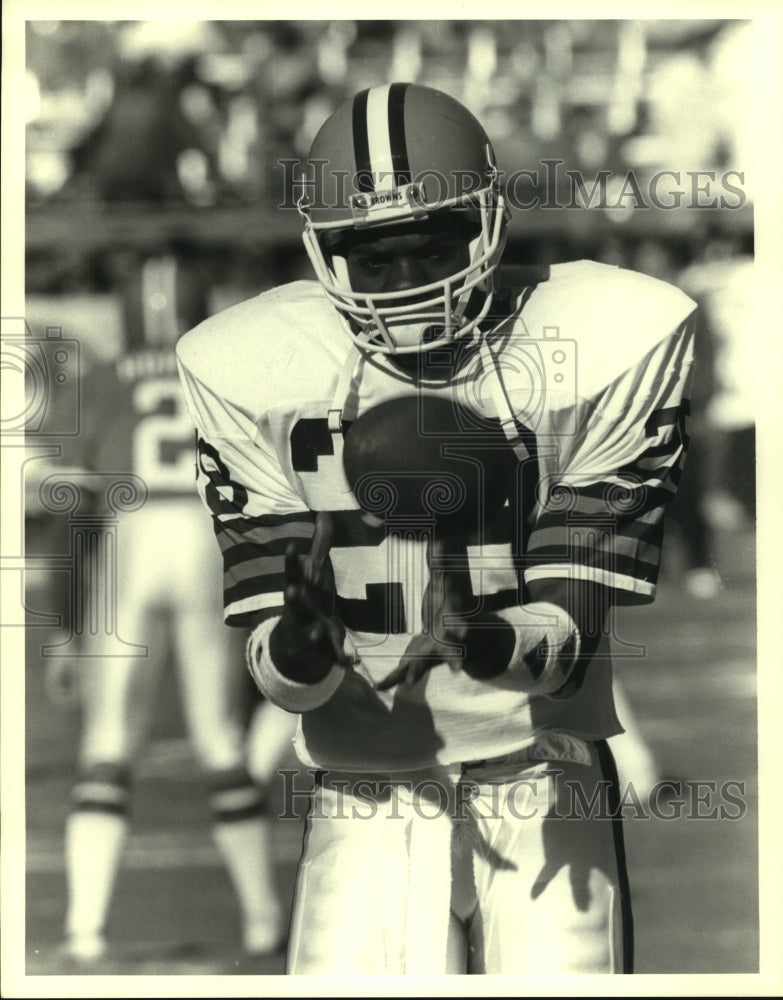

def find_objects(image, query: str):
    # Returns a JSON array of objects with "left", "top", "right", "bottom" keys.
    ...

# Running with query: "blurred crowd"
[{"left": 26, "top": 19, "right": 750, "bottom": 210}]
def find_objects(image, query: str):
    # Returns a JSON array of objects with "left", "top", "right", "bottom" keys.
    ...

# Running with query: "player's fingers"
[
  {"left": 284, "top": 584, "right": 321, "bottom": 634},
  {"left": 307, "top": 620, "right": 325, "bottom": 645},
  {"left": 403, "top": 660, "right": 432, "bottom": 687},
  {"left": 374, "top": 664, "right": 410, "bottom": 691},
  {"left": 284, "top": 542, "right": 304, "bottom": 585},
  {"left": 286, "top": 582, "right": 324, "bottom": 624},
  {"left": 306, "top": 511, "right": 334, "bottom": 583},
  {"left": 375, "top": 634, "right": 441, "bottom": 690},
  {"left": 322, "top": 618, "right": 353, "bottom": 667},
  {"left": 376, "top": 658, "right": 436, "bottom": 691},
  {"left": 287, "top": 587, "right": 351, "bottom": 666}
]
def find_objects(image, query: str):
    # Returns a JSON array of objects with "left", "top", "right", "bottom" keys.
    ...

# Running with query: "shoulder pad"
[{"left": 176, "top": 281, "right": 353, "bottom": 415}]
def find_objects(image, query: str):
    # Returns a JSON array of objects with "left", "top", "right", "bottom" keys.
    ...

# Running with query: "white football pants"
[{"left": 286, "top": 740, "right": 633, "bottom": 975}]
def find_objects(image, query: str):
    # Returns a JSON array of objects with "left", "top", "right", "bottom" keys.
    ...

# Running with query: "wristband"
[
  {"left": 246, "top": 616, "right": 345, "bottom": 712},
  {"left": 494, "top": 602, "right": 580, "bottom": 697}
]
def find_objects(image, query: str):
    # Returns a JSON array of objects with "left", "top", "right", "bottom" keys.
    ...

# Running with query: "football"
[{"left": 342, "top": 394, "right": 515, "bottom": 535}]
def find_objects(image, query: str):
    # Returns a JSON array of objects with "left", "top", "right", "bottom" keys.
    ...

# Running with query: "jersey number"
[{"left": 132, "top": 377, "right": 195, "bottom": 491}]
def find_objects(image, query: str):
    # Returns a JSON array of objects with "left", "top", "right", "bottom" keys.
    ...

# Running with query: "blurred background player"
[
  {"left": 678, "top": 234, "right": 755, "bottom": 535},
  {"left": 46, "top": 251, "right": 296, "bottom": 964}
]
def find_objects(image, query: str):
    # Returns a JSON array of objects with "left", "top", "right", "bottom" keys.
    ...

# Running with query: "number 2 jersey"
[
  {"left": 55, "top": 345, "right": 234, "bottom": 625},
  {"left": 176, "top": 260, "right": 697, "bottom": 772},
  {"left": 64, "top": 349, "right": 196, "bottom": 496}
]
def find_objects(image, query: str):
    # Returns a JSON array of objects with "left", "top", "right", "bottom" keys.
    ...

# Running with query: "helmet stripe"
[
  {"left": 387, "top": 82, "right": 411, "bottom": 186},
  {"left": 365, "top": 84, "right": 394, "bottom": 190},
  {"left": 352, "top": 88, "right": 373, "bottom": 192},
  {"left": 352, "top": 84, "right": 412, "bottom": 193}
]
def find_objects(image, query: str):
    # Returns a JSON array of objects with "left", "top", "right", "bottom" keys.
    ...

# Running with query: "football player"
[
  {"left": 51, "top": 253, "right": 295, "bottom": 963},
  {"left": 177, "top": 83, "right": 697, "bottom": 974}
]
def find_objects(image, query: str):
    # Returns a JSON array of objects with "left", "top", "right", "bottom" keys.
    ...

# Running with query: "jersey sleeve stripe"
[
  {"left": 210, "top": 514, "right": 315, "bottom": 624},
  {"left": 615, "top": 456, "right": 687, "bottom": 490},
  {"left": 525, "top": 545, "right": 661, "bottom": 584},
  {"left": 222, "top": 536, "right": 311, "bottom": 599},
  {"left": 525, "top": 526, "right": 662, "bottom": 566},
  {"left": 524, "top": 564, "right": 656, "bottom": 604},
  {"left": 540, "top": 481, "right": 679, "bottom": 511},
  {"left": 533, "top": 501, "right": 670, "bottom": 536},
  {"left": 636, "top": 440, "right": 688, "bottom": 461},
  {"left": 225, "top": 573, "right": 288, "bottom": 608},
  {"left": 528, "top": 475, "right": 673, "bottom": 597},
  {"left": 214, "top": 512, "right": 315, "bottom": 539},
  {"left": 533, "top": 503, "right": 663, "bottom": 535},
  {"left": 220, "top": 539, "right": 296, "bottom": 569},
  {"left": 224, "top": 592, "right": 285, "bottom": 627},
  {"left": 225, "top": 553, "right": 285, "bottom": 582}
]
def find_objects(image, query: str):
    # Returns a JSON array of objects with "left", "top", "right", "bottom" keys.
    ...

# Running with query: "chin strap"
[
  {"left": 478, "top": 335, "right": 532, "bottom": 464},
  {"left": 327, "top": 341, "right": 367, "bottom": 435}
]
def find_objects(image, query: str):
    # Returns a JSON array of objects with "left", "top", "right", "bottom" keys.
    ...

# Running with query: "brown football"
[{"left": 342, "top": 394, "right": 514, "bottom": 535}]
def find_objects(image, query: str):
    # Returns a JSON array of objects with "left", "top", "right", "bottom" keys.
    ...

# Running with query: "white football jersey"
[{"left": 177, "top": 261, "right": 696, "bottom": 771}]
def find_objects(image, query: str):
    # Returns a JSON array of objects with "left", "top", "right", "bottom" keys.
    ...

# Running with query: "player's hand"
[
  {"left": 376, "top": 533, "right": 491, "bottom": 690},
  {"left": 268, "top": 512, "right": 353, "bottom": 684},
  {"left": 375, "top": 535, "right": 578, "bottom": 694}
]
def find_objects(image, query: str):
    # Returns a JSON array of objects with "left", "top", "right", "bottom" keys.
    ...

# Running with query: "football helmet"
[{"left": 298, "top": 83, "right": 509, "bottom": 355}]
